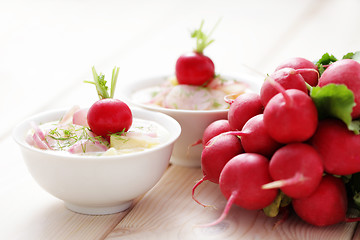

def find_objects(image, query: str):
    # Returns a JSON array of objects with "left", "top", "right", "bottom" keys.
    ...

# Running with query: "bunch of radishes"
[{"left": 193, "top": 52, "right": 360, "bottom": 227}]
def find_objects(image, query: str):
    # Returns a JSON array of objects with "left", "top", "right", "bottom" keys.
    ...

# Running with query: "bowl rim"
[
  {"left": 12, "top": 107, "right": 181, "bottom": 161},
  {"left": 119, "top": 73, "right": 262, "bottom": 114},
  {"left": 127, "top": 101, "right": 229, "bottom": 115}
]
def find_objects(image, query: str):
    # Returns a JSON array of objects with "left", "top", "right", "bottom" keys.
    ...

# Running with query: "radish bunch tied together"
[{"left": 193, "top": 51, "right": 360, "bottom": 227}]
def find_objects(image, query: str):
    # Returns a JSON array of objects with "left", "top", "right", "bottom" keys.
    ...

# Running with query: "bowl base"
[{"left": 65, "top": 201, "right": 133, "bottom": 215}]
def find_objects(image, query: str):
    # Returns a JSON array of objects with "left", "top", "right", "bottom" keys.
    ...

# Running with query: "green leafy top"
[
  {"left": 191, "top": 19, "right": 221, "bottom": 54},
  {"left": 343, "top": 51, "right": 360, "bottom": 61},
  {"left": 310, "top": 84, "right": 359, "bottom": 133},
  {"left": 84, "top": 66, "right": 120, "bottom": 99},
  {"left": 315, "top": 53, "right": 338, "bottom": 76},
  {"left": 263, "top": 191, "right": 291, "bottom": 218},
  {"left": 310, "top": 51, "right": 360, "bottom": 134},
  {"left": 315, "top": 51, "right": 360, "bottom": 76}
]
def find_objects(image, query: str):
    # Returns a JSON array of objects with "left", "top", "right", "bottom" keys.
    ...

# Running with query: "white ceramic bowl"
[
  {"left": 120, "top": 74, "right": 262, "bottom": 167},
  {"left": 13, "top": 107, "right": 181, "bottom": 215}
]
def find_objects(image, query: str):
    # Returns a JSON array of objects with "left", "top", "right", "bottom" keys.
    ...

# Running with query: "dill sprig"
[
  {"left": 110, "top": 129, "right": 129, "bottom": 142},
  {"left": 45, "top": 124, "right": 110, "bottom": 151}
]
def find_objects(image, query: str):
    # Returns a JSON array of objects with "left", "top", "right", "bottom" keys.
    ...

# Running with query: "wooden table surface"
[{"left": 2, "top": 0, "right": 360, "bottom": 239}]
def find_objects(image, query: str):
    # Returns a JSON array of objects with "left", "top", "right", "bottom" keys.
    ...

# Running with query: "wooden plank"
[{"left": 106, "top": 165, "right": 358, "bottom": 240}]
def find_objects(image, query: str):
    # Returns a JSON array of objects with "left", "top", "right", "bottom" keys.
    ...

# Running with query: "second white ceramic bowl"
[{"left": 120, "top": 74, "right": 262, "bottom": 167}]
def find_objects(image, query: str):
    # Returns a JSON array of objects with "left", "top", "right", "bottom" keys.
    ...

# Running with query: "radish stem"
[
  {"left": 262, "top": 172, "right": 307, "bottom": 190},
  {"left": 198, "top": 191, "right": 236, "bottom": 227},
  {"left": 191, "top": 19, "right": 221, "bottom": 54},
  {"left": 192, "top": 176, "right": 215, "bottom": 208},
  {"left": 294, "top": 68, "right": 319, "bottom": 80},
  {"left": 224, "top": 93, "right": 237, "bottom": 104},
  {"left": 110, "top": 67, "right": 120, "bottom": 98},
  {"left": 84, "top": 66, "right": 120, "bottom": 100},
  {"left": 345, "top": 217, "right": 360, "bottom": 223},
  {"left": 223, "top": 130, "right": 251, "bottom": 138},
  {"left": 266, "top": 76, "right": 293, "bottom": 107}
]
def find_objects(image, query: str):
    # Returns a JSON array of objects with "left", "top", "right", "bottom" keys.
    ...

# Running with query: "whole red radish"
[
  {"left": 227, "top": 92, "right": 263, "bottom": 130},
  {"left": 176, "top": 53, "right": 214, "bottom": 86},
  {"left": 176, "top": 20, "right": 218, "bottom": 86},
  {"left": 263, "top": 80, "right": 318, "bottom": 143},
  {"left": 200, "top": 134, "right": 243, "bottom": 184},
  {"left": 203, "top": 153, "right": 278, "bottom": 226},
  {"left": 228, "top": 114, "right": 282, "bottom": 157},
  {"left": 318, "top": 59, "right": 360, "bottom": 119},
  {"left": 310, "top": 118, "right": 360, "bottom": 175},
  {"left": 292, "top": 175, "right": 348, "bottom": 227},
  {"left": 192, "top": 133, "right": 243, "bottom": 206},
  {"left": 260, "top": 68, "right": 308, "bottom": 107},
  {"left": 85, "top": 66, "right": 133, "bottom": 140},
  {"left": 262, "top": 143, "right": 323, "bottom": 199},
  {"left": 87, "top": 99, "right": 132, "bottom": 138},
  {"left": 220, "top": 153, "right": 277, "bottom": 210},
  {"left": 275, "top": 57, "right": 319, "bottom": 86},
  {"left": 201, "top": 119, "right": 231, "bottom": 146}
]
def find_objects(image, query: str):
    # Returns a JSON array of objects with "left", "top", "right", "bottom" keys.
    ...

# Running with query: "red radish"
[
  {"left": 203, "top": 153, "right": 278, "bottom": 226},
  {"left": 228, "top": 114, "right": 282, "bottom": 157},
  {"left": 260, "top": 68, "right": 308, "bottom": 107},
  {"left": 192, "top": 134, "right": 243, "bottom": 206},
  {"left": 192, "top": 119, "right": 231, "bottom": 147},
  {"left": 310, "top": 118, "right": 360, "bottom": 175},
  {"left": 176, "top": 20, "right": 219, "bottom": 86},
  {"left": 240, "top": 114, "right": 282, "bottom": 157},
  {"left": 262, "top": 143, "right": 323, "bottom": 199},
  {"left": 292, "top": 175, "right": 356, "bottom": 227},
  {"left": 199, "top": 134, "right": 243, "bottom": 183},
  {"left": 275, "top": 57, "right": 319, "bottom": 86},
  {"left": 85, "top": 66, "right": 133, "bottom": 140},
  {"left": 263, "top": 79, "right": 318, "bottom": 143},
  {"left": 318, "top": 59, "right": 360, "bottom": 119},
  {"left": 87, "top": 98, "right": 132, "bottom": 139},
  {"left": 176, "top": 52, "right": 214, "bottom": 86},
  {"left": 203, "top": 119, "right": 231, "bottom": 145},
  {"left": 227, "top": 92, "right": 263, "bottom": 130}
]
